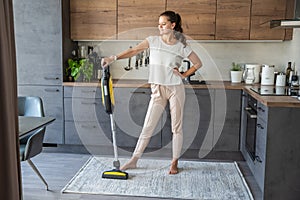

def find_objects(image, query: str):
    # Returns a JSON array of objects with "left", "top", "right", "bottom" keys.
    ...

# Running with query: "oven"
[{"left": 244, "top": 93, "right": 258, "bottom": 161}]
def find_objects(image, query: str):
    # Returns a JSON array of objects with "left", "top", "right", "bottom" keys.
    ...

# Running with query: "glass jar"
[{"left": 243, "top": 67, "right": 255, "bottom": 84}]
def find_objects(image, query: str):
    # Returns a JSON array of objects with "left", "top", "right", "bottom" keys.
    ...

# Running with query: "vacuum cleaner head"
[{"left": 102, "top": 169, "right": 129, "bottom": 180}]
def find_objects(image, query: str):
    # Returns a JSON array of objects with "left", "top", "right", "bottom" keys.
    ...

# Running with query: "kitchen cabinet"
[
  {"left": 250, "top": 0, "right": 292, "bottom": 40},
  {"left": 214, "top": 89, "right": 241, "bottom": 151},
  {"left": 70, "top": 0, "right": 117, "bottom": 40},
  {"left": 240, "top": 90, "right": 300, "bottom": 199},
  {"left": 162, "top": 88, "right": 214, "bottom": 155},
  {"left": 63, "top": 86, "right": 112, "bottom": 146},
  {"left": 14, "top": 0, "right": 64, "bottom": 144},
  {"left": 215, "top": 0, "right": 251, "bottom": 40},
  {"left": 118, "top": 0, "right": 165, "bottom": 40},
  {"left": 69, "top": 0, "right": 294, "bottom": 41},
  {"left": 166, "top": 0, "right": 216, "bottom": 40},
  {"left": 113, "top": 87, "right": 162, "bottom": 148}
]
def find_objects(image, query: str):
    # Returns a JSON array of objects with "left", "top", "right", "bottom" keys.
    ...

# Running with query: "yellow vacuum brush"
[{"left": 101, "top": 66, "right": 128, "bottom": 180}]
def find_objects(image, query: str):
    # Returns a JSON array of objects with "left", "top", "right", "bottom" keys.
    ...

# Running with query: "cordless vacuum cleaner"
[{"left": 101, "top": 66, "right": 128, "bottom": 180}]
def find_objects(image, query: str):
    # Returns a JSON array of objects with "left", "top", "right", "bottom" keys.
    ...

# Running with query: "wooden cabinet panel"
[
  {"left": 216, "top": 0, "right": 251, "bottom": 40},
  {"left": 167, "top": 0, "right": 216, "bottom": 40},
  {"left": 69, "top": 0, "right": 294, "bottom": 41},
  {"left": 70, "top": 0, "right": 117, "bottom": 40},
  {"left": 118, "top": 0, "right": 165, "bottom": 40},
  {"left": 250, "top": 0, "right": 287, "bottom": 40}
]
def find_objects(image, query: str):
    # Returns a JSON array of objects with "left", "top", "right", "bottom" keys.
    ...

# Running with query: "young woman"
[{"left": 102, "top": 11, "right": 202, "bottom": 174}]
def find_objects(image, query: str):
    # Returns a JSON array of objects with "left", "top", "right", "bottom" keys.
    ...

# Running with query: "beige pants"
[{"left": 133, "top": 83, "right": 185, "bottom": 160}]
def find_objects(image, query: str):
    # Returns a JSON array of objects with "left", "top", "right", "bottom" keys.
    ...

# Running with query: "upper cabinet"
[
  {"left": 216, "top": 0, "right": 251, "bottom": 40},
  {"left": 70, "top": 0, "right": 117, "bottom": 40},
  {"left": 250, "top": 0, "right": 291, "bottom": 40},
  {"left": 70, "top": 0, "right": 295, "bottom": 41},
  {"left": 118, "top": 0, "right": 165, "bottom": 40},
  {"left": 167, "top": 0, "right": 216, "bottom": 40}
]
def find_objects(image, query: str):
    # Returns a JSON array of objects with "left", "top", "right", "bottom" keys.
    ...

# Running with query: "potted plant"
[
  {"left": 66, "top": 58, "right": 93, "bottom": 82},
  {"left": 230, "top": 62, "right": 243, "bottom": 83}
]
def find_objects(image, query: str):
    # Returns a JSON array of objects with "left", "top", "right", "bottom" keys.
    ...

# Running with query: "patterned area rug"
[{"left": 62, "top": 157, "right": 253, "bottom": 200}]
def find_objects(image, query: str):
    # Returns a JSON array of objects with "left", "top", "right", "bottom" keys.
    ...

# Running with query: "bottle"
[{"left": 286, "top": 62, "right": 292, "bottom": 86}]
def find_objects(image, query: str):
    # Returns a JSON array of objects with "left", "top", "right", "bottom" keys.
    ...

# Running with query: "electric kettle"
[{"left": 261, "top": 65, "right": 275, "bottom": 85}]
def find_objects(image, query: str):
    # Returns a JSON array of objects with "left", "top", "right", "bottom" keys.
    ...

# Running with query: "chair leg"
[{"left": 27, "top": 159, "right": 49, "bottom": 190}]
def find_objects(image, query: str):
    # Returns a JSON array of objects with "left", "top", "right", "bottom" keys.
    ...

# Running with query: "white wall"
[{"left": 81, "top": 29, "right": 300, "bottom": 81}]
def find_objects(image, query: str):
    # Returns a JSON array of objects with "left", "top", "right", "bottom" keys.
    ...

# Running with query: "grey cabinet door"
[
  {"left": 254, "top": 117, "right": 267, "bottom": 191},
  {"left": 113, "top": 87, "right": 162, "bottom": 148},
  {"left": 214, "top": 89, "right": 242, "bottom": 151},
  {"left": 63, "top": 85, "right": 111, "bottom": 146},
  {"left": 162, "top": 88, "right": 214, "bottom": 155},
  {"left": 13, "top": 0, "right": 62, "bottom": 85},
  {"left": 18, "top": 85, "right": 64, "bottom": 144},
  {"left": 64, "top": 121, "right": 112, "bottom": 146}
]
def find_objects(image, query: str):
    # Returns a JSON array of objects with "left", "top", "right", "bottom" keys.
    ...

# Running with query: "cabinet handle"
[
  {"left": 81, "top": 102, "right": 98, "bottom": 105},
  {"left": 255, "top": 156, "right": 262, "bottom": 163},
  {"left": 258, "top": 107, "right": 265, "bottom": 112},
  {"left": 44, "top": 88, "right": 60, "bottom": 92},
  {"left": 81, "top": 90, "right": 96, "bottom": 93},
  {"left": 131, "top": 91, "right": 147, "bottom": 94},
  {"left": 257, "top": 123, "right": 264, "bottom": 129},
  {"left": 81, "top": 125, "right": 97, "bottom": 129},
  {"left": 44, "top": 77, "right": 60, "bottom": 80}
]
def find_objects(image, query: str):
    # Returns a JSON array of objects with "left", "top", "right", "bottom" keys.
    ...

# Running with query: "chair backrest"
[
  {"left": 18, "top": 96, "right": 46, "bottom": 160},
  {"left": 18, "top": 96, "right": 45, "bottom": 117}
]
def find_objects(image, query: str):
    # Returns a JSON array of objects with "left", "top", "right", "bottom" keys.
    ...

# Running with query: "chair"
[{"left": 18, "top": 96, "right": 49, "bottom": 190}]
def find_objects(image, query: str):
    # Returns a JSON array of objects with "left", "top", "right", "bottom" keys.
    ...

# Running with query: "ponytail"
[{"left": 159, "top": 11, "right": 187, "bottom": 47}]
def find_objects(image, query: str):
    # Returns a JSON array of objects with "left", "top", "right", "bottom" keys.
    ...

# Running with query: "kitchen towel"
[{"left": 62, "top": 157, "right": 253, "bottom": 200}]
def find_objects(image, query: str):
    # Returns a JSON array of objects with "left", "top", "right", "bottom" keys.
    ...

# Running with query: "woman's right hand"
[{"left": 101, "top": 56, "right": 115, "bottom": 68}]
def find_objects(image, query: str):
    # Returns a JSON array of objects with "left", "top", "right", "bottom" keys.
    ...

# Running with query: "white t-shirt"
[{"left": 146, "top": 36, "right": 192, "bottom": 85}]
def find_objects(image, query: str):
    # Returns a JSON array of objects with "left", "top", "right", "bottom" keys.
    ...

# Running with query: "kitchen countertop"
[
  {"left": 63, "top": 80, "right": 300, "bottom": 108},
  {"left": 63, "top": 80, "right": 245, "bottom": 89}
]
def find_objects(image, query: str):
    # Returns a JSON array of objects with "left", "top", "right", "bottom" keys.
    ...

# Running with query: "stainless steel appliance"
[
  {"left": 270, "top": 0, "right": 300, "bottom": 28},
  {"left": 243, "top": 94, "right": 258, "bottom": 161}
]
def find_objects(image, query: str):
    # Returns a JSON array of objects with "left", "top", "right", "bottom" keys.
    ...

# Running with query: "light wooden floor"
[{"left": 21, "top": 151, "right": 262, "bottom": 200}]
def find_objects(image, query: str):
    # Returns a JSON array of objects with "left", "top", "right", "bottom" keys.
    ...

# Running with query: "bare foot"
[
  {"left": 169, "top": 159, "right": 179, "bottom": 175},
  {"left": 120, "top": 157, "right": 138, "bottom": 170}
]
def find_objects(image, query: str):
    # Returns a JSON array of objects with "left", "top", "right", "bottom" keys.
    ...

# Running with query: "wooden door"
[
  {"left": 250, "top": 0, "right": 287, "bottom": 40},
  {"left": 216, "top": 0, "right": 251, "bottom": 40},
  {"left": 70, "top": 0, "right": 117, "bottom": 40},
  {"left": 118, "top": 0, "right": 166, "bottom": 40},
  {"left": 167, "top": 0, "right": 216, "bottom": 40}
]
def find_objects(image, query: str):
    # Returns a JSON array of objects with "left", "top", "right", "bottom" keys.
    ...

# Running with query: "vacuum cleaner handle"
[{"left": 101, "top": 66, "right": 113, "bottom": 114}]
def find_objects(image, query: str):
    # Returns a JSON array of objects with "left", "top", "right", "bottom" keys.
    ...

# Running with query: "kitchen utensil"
[
  {"left": 244, "top": 64, "right": 261, "bottom": 83},
  {"left": 261, "top": 64, "right": 275, "bottom": 85},
  {"left": 124, "top": 47, "right": 133, "bottom": 71},
  {"left": 243, "top": 66, "right": 255, "bottom": 84}
]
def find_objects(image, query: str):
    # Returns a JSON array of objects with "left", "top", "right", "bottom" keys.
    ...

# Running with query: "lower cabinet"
[
  {"left": 162, "top": 88, "right": 214, "bottom": 155},
  {"left": 241, "top": 90, "right": 300, "bottom": 199},
  {"left": 62, "top": 85, "right": 241, "bottom": 158},
  {"left": 113, "top": 87, "right": 162, "bottom": 148},
  {"left": 63, "top": 86, "right": 112, "bottom": 147},
  {"left": 18, "top": 85, "right": 64, "bottom": 144},
  {"left": 214, "top": 89, "right": 241, "bottom": 151}
]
